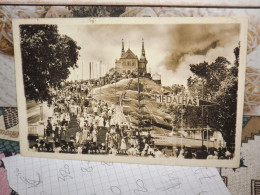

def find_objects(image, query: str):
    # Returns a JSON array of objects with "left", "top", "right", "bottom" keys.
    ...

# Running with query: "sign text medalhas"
[{"left": 153, "top": 94, "right": 199, "bottom": 106}]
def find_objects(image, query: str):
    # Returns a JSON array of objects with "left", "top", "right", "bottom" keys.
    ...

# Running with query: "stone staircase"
[
  {"left": 67, "top": 115, "right": 80, "bottom": 141},
  {"left": 121, "top": 78, "right": 133, "bottom": 100}
]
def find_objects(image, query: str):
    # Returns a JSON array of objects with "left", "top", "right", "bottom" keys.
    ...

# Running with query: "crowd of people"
[
  {"left": 31, "top": 79, "right": 162, "bottom": 158},
  {"left": 30, "top": 72, "right": 233, "bottom": 160},
  {"left": 175, "top": 145, "right": 233, "bottom": 160}
]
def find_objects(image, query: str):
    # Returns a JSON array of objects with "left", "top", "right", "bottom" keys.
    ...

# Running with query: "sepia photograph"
[{"left": 13, "top": 17, "right": 247, "bottom": 167}]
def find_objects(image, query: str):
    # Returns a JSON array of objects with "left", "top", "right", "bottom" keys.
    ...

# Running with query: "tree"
[
  {"left": 171, "top": 84, "right": 186, "bottom": 96},
  {"left": 209, "top": 46, "right": 240, "bottom": 148},
  {"left": 187, "top": 45, "right": 240, "bottom": 148},
  {"left": 20, "top": 24, "right": 81, "bottom": 102},
  {"left": 188, "top": 57, "right": 231, "bottom": 100}
]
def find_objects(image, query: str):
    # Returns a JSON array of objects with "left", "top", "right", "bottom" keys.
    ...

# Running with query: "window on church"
[
  {"left": 127, "top": 61, "right": 130, "bottom": 66},
  {"left": 132, "top": 62, "right": 135, "bottom": 66},
  {"left": 123, "top": 62, "right": 126, "bottom": 66}
]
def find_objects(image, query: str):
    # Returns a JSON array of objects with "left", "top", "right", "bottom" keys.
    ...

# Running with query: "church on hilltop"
[{"left": 115, "top": 39, "right": 148, "bottom": 75}]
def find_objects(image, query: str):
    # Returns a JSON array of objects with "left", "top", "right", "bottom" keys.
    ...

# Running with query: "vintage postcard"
[{"left": 13, "top": 17, "right": 247, "bottom": 167}]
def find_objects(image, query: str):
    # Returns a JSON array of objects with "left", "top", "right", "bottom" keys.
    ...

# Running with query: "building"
[
  {"left": 152, "top": 73, "right": 161, "bottom": 84},
  {"left": 115, "top": 39, "right": 148, "bottom": 75},
  {"left": 153, "top": 128, "right": 225, "bottom": 149}
]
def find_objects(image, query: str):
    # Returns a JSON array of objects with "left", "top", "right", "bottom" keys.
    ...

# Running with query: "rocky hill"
[{"left": 92, "top": 77, "right": 173, "bottom": 134}]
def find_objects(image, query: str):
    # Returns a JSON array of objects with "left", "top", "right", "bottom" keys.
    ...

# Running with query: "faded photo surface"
[{"left": 13, "top": 18, "right": 247, "bottom": 167}]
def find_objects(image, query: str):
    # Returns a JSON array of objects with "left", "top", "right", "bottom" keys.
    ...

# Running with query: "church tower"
[
  {"left": 139, "top": 38, "right": 147, "bottom": 75},
  {"left": 121, "top": 39, "right": 125, "bottom": 57}
]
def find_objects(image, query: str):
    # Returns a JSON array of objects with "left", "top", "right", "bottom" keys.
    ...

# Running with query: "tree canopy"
[
  {"left": 187, "top": 46, "right": 240, "bottom": 147},
  {"left": 166, "top": 45, "right": 240, "bottom": 148},
  {"left": 20, "top": 24, "right": 81, "bottom": 102}
]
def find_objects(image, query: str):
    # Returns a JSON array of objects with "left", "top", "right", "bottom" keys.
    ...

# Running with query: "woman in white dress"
[
  {"left": 79, "top": 116, "right": 85, "bottom": 130},
  {"left": 59, "top": 113, "right": 64, "bottom": 122},
  {"left": 87, "top": 115, "right": 93, "bottom": 126},
  {"left": 94, "top": 115, "right": 100, "bottom": 127},
  {"left": 110, "top": 117, "right": 115, "bottom": 126},
  {"left": 82, "top": 126, "right": 88, "bottom": 143},
  {"left": 178, "top": 149, "right": 184, "bottom": 159},
  {"left": 98, "top": 117, "right": 104, "bottom": 128},
  {"left": 77, "top": 146, "right": 82, "bottom": 154},
  {"left": 76, "top": 131, "right": 80, "bottom": 143},
  {"left": 70, "top": 104, "right": 75, "bottom": 116},
  {"left": 110, "top": 125, "right": 116, "bottom": 134},
  {"left": 120, "top": 138, "right": 127, "bottom": 154},
  {"left": 65, "top": 113, "right": 70, "bottom": 125},
  {"left": 92, "top": 129, "right": 97, "bottom": 144}
]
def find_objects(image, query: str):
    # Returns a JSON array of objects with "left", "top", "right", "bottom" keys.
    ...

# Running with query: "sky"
[{"left": 58, "top": 22, "right": 240, "bottom": 86}]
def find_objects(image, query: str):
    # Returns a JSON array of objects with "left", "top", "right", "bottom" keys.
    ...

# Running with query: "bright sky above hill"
[{"left": 58, "top": 21, "right": 240, "bottom": 86}]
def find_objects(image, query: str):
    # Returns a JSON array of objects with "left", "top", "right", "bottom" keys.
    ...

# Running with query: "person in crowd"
[
  {"left": 109, "top": 146, "right": 118, "bottom": 156},
  {"left": 178, "top": 148, "right": 184, "bottom": 159},
  {"left": 79, "top": 115, "right": 85, "bottom": 130},
  {"left": 108, "top": 109, "right": 113, "bottom": 121},
  {"left": 183, "top": 146, "right": 192, "bottom": 159},
  {"left": 78, "top": 146, "right": 83, "bottom": 154},
  {"left": 54, "top": 142, "right": 61, "bottom": 153},
  {"left": 154, "top": 148, "right": 164, "bottom": 158},
  {"left": 75, "top": 130, "right": 81, "bottom": 143},
  {"left": 68, "top": 135, "right": 76, "bottom": 153},
  {"left": 120, "top": 138, "right": 127, "bottom": 154},
  {"left": 46, "top": 120, "right": 52, "bottom": 137},
  {"left": 100, "top": 143, "right": 106, "bottom": 154},
  {"left": 196, "top": 145, "right": 208, "bottom": 159},
  {"left": 65, "top": 113, "right": 70, "bottom": 125},
  {"left": 82, "top": 126, "right": 88, "bottom": 144},
  {"left": 207, "top": 148, "right": 218, "bottom": 160},
  {"left": 127, "top": 145, "right": 137, "bottom": 156},
  {"left": 218, "top": 147, "right": 226, "bottom": 159},
  {"left": 110, "top": 125, "right": 116, "bottom": 134},
  {"left": 92, "top": 128, "right": 97, "bottom": 144},
  {"left": 191, "top": 149, "right": 197, "bottom": 159},
  {"left": 225, "top": 148, "right": 232, "bottom": 159},
  {"left": 34, "top": 79, "right": 234, "bottom": 160},
  {"left": 93, "top": 105, "right": 98, "bottom": 116},
  {"left": 147, "top": 146, "right": 155, "bottom": 156}
]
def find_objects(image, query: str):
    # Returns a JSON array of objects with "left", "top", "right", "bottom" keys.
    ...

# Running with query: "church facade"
[{"left": 115, "top": 39, "right": 148, "bottom": 75}]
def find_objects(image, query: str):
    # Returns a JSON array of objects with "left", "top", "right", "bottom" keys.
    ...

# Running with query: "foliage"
[
  {"left": 208, "top": 46, "right": 240, "bottom": 147},
  {"left": 167, "top": 45, "right": 240, "bottom": 147},
  {"left": 171, "top": 84, "right": 186, "bottom": 96},
  {"left": 20, "top": 24, "right": 81, "bottom": 102},
  {"left": 188, "top": 57, "right": 231, "bottom": 100},
  {"left": 186, "top": 45, "right": 240, "bottom": 147}
]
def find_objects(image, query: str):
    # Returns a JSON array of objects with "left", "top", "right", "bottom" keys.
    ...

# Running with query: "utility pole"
[
  {"left": 138, "top": 62, "right": 140, "bottom": 113},
  {"left": 100, "top": 60, "right": 102, "bottom": 101},
  {"left": 114, "top": 63, "right": 117, "bottom": 105},
  {"left": 74, "top": 68, "right": 75, "bottom": 82},
  {"left": 206, "top": 107, "right": 209, "bottom": 152},
  {"left": 82, "top": 61, "right": 83, "bottom": 81},
  {"left": 89, "top": 62, "right": 91, "bottom": 80},
  {"left": 201, "top": 78, "right": 204, "bottom": 147},
  {"left": 40, "top": 104, "right": 43, "bottom": 121},
  {"left": 181, "top": 105, "right": 184, "bottom": 150},
  {"left": 90, "top": 62, "right": 93, "bottom": 98},
  {"left": 137, "top": 61, "right": 141, "bottom": 131}
]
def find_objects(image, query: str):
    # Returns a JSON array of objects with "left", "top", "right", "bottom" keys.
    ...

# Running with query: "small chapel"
[{"left": 115, "top": 39, "right": 148, "bottom": 75}]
